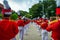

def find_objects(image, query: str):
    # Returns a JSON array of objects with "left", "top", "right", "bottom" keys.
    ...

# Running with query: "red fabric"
[
  {"left": 46, "top": 20, "right": 60, "bottom": 39},
  {"left": 33, "top": 20, "right": 36, "bottom": 23},
  {"left": 53, "top": 38, "right": 60, "bottom": 40},
  {"left": 41, "top": 22, "right": 48, "bottom": 29},
  {"left": 0, "top": 19, "right": 18, "bottom": 40},
  {"left": 36, "top": 20, "right": 42, "bottom": 25},
  {"left": 44, "top": 19, "right": 48, "bottom": 23},
  {"left": 24, "top": 20, "right": 30, "bottom": 25},
  {"left": 2, "top": 9, "right": 12, "bottom": 14},
  {"left": 18, "top": 16, "right": 22, "bottom": 19},
  {"left": 39, "top": 18, "right": 43, "bottom": 20},
  {"left": 56, "top": 8, "right": 60, "bottom": 15},
  {"left": 17, "top": 20, "right": 24, "bottom": 27}
]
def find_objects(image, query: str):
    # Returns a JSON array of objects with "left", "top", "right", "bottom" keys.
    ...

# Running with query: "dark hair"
[
  {"left": 57, "top": 6, "right": 60, "bottom": 8},
  {"left": 4, "top": 14, "right": 11, "bottom": 17},
  {"left": 57, "top": 14, "right": 60, "bottom": 17}
]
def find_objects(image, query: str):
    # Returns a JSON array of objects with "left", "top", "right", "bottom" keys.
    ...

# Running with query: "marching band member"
[
  {"left": 24, "top": 18, "right": 30, "bottom": 35},
  {"left": 0, "top": 0, "right": 19, "bottom": 40},
  {"left": 46, "top": 0, "right": 60, "bottom": 40},
  {"left": 17, "top": 17, "right": 25, "bottom": 40},
  {"left": 40, "top": 19, "right": 48, "bottom": 40}
]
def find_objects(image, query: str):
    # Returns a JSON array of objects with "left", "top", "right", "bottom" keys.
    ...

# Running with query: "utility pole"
[
  {"left": 39, "top": 0, "right": 45, "bottom": 18},
  {"left": 39, "top": 0, "right": 44, "bottom": 14}
]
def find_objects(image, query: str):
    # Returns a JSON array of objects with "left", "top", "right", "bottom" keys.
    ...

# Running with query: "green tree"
[
  {"left": 25, "top": 14, "right": 32, "bottom": 19},
  {"left": 19, "top": 10, "right": 32, "bottom": 18},
  {"left": 29, "top": 3, "right": 43, "bottom": 18},
  {"left": 10, "top": 11, "right": 18, "bottom": 20},
  {"left": 0, "top": 13, "right": 2, "bottom": 18},
  {"left": 19, "top": 10, "right": 29, "bottom": 16},
  {"left": 29, "top": 0, "right": 56, "bottom": 19},
  {"left": 43, "top": 0, "right": 56, "bottom": 19}
]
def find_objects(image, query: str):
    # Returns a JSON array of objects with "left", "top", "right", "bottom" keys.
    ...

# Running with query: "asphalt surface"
[{"left": 16, "top": 23, "right": 52, "bottom": 40}]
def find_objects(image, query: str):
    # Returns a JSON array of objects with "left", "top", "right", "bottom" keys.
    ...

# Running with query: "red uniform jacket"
[
  {"left": 46, "top": 20, "right": 60, "bottom": 39},
  {"left": 17, "top": 20, "right": 25, "bottom": 27},
  {"left": 41, "top": 21, "right": 48, "bottom": 29},
  {"left": 24, "top": 20, "right": 30, "bottom": 25},
  {"left": 36, "top": 20, "right": 42, "bottom": 26},
  {"left": 33, "top": 20, "right": 36, "bottom": 23},
  {"left": 0, "top": 19, "right": 18, "bottom": 40}
]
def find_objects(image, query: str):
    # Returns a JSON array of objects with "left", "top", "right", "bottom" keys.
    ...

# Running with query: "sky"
[{"left": 0, "top": 0, "right": 39, "bottom": 12}]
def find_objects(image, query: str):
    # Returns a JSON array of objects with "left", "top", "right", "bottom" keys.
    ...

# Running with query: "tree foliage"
[
  {"left": 0, "top": 13, "right": 2, "bottom": 18},
  {"left": 19, "top": 10, "right": 28, "bottom": 16},
  {"left": 43, "top": 0, "right": 56, "bottom": 18},
  {"left": 19, "top": 10, "right": 32, "bottom": 18},
  {"left": 29, "top": 3, "right": 43, "bottom": 18},
  {"left": 10, "top": 12, "right": 18, "bottom": 20},
  {"left": 29, "top": 0, "right": 56, "bottom": 19}
]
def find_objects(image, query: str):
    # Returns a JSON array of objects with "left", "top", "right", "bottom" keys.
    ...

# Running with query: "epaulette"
[
  {"left": 9, "top": 20, "right": 15, "bottom": 22},
  {"left": 37, "top": 20, "right": 41, "bottom": 22},
  {"left": 37, "top": 21, "right": 40, "bottom": 22},
  {"left": 49, "top": 20, "right": 58, "bottom": 25}
]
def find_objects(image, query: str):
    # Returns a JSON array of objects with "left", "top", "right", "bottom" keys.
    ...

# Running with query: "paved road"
[
  {"left": 16, "top": 23, "right": 52, "bottom": 40},
  {"left": 23, "top": 23, "right": 52, "bottom": 40}
]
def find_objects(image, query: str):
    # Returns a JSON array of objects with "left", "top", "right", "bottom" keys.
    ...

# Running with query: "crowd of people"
[{"left": 0, "top": 0, "right": 60, "bottom": 40}]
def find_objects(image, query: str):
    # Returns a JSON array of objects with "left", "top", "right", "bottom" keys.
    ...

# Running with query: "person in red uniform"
[
  {"left": 40, "top": 19, "right": 48, "bottom": 40},
  {"left": 36, "top": 18, "right": 43, "bottom": 26},
  {"left": 0, "top": 8, "right": 18, "bottom": 40},
  {"left": 0, "top": 0, "right": 19, "bottom": 40},
  {"left": 46, "top": 0, "right": 60, "bottom": 40},
  {"left": 41, "top": 19, "right": 48, "bottom": 29},
  {"left": 17, "top": 17, "right": 25, "bottom": 40},
  {"left": 23, "top": 19, "right": 30, "bottom": 35},
  {"left": 46, "top": 12, "right": 60, "bottom": 40}
]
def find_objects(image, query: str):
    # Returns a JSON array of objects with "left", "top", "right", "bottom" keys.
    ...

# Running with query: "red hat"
[
  {"left": 2, "top": 9, "right": 12, "bottom": 15},
  {"left": 56, "top": 8, "right": 60, "bottom": 15}
]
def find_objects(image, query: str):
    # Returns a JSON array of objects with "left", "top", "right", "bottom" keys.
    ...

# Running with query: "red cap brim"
[
  {"left": 56, "top": 8, "right": 60, "bottom": 15},
  {"left": 2, "top": 9, "right": 12, "bottom": 15}
]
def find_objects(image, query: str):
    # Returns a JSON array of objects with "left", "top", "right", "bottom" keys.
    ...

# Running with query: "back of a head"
[{"left": 2, "top": 8, "right": 12, "bottom": 19}]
